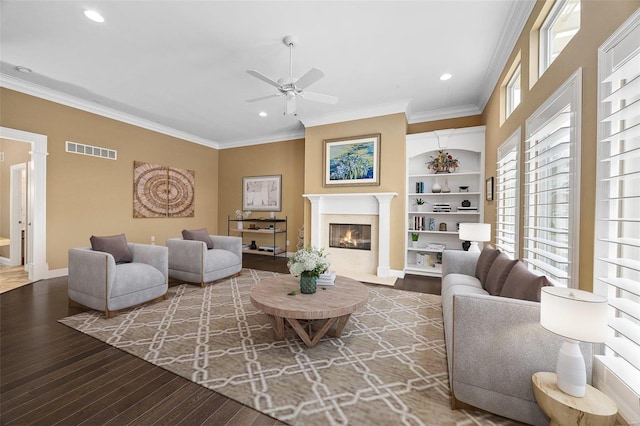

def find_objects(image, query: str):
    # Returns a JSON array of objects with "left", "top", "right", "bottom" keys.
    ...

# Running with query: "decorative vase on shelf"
[
  {"left": 300, "top": 272, "right": 317, "bottom": 294},
  {"left": 442, "top": 179, "right": 451, "bottom": 193},
  {"left": 431, "top": 181, "right": 442, "bottom": 193}
]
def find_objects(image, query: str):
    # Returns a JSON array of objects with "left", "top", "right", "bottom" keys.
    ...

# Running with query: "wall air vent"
[{"left": 66, "top": 141, "right": 117, "bottom": 160}]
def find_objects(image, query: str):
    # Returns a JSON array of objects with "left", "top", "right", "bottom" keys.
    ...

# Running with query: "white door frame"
[{"left": 0, "top": 127, "right": 48, "bottom": 280}]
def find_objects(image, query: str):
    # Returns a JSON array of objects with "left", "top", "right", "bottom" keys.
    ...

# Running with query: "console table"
[{"left": 228, "top": 216, "right": 287, "bottom": 258}]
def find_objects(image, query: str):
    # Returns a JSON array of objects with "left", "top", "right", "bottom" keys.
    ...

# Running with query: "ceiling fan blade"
[
  {"left": 247, "top": 70, "right": 282, "bottom": 89},
  {"left": 285, "top": 95, "right": 296, "bottom": 115},
  {"left": 295, "top": 68, "right": 324, "bottom": 89},
  {"left": 302, "top": 91, "right": 339, "bottom": 104},
  {"left": 246, "top": 94, "right": 281, "bottom": 103}
]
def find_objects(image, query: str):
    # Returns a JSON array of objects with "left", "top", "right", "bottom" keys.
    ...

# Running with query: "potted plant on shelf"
[
  {"left": 411, "top": 232, "right": 420, "bottom": 248},
  {"left": 287, "top": 246, "right": 330, "bottom": 294},
  {"left": 414, "top": 198, "right": 426, "bottom": 212}
]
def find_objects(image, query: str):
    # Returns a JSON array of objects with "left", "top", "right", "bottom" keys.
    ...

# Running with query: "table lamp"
[
  {"left": 540, "top": 287, "right": 608, "bottom": 397},
  {"left": 458, "top": 223, "right": 491, "bottom": 252}
]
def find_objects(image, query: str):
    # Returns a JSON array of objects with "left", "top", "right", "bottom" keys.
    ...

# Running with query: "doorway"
[{"left": 0, "top": 127, "right": 48, "bottom": 281}]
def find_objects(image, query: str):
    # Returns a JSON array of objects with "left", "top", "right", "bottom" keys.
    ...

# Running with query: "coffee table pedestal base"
[{"left": 267, "top": 314, "right": 352, "bottom": 348}]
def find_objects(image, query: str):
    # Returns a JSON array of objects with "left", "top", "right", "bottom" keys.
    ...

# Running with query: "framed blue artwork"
[{"left": 323, "top": 134, "right": 380, "bottom": 187}]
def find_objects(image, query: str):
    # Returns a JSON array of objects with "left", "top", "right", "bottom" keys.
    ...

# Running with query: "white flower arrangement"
[
  {"left": 287, "top": 247, "right": 330, "bottom": 277},
  {"left": 235, "top": 209, "right": 252, "bottom": 220}
]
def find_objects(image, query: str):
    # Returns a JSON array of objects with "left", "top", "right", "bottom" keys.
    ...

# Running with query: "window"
[
  {"left": 540, "top": 0, "right": 580, "bottom": 75},
  {"left": 506, "top": 65, "right": 522, "bottom": 117},
  {"left": 523, "top": 69, "right": 581, "bottom": 288},
  {"left": 593, "top": 10, "right": 640, "bottom": 416},
  {"left": 496, "top": 130, "right": 520, "bottom": 259}
]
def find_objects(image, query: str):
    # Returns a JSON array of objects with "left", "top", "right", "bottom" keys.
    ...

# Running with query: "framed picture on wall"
[
  {"left": 486, "top": 176, "right": 494, "bottom": 201},
  {"left": 242, "top": 175, "right": 282, "bottom": 211},
  {"left": 323, "top": 134, "right": 381, "bottom": 187}
]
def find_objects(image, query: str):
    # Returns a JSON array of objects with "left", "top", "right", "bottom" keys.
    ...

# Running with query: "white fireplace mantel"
[{"left": 303, "top": 192, "right": 397, "bottom": 278}]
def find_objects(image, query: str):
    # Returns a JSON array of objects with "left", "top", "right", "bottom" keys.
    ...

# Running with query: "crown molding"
[
  {"left": 219, "top": 129, "right": 305, "bottom": 149},
  {"left": 408, "top": 104, "right": 482, "bottom": 124},
  {"left": 298, "top": 100, "right": 410, "bottom": 128},
  {"left": 0, "top": 74, "right": 221, "bottom": 149},
  {"left": 476, "top": 0, "right": 536, "bottom": 111}
]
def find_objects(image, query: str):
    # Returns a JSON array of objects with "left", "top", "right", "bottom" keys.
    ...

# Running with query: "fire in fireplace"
[{"left": 329, "top": 223, "right": 372, "bottom": 250}]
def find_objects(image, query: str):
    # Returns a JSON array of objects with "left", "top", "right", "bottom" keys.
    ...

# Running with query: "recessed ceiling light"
[
  {"left": 440, "top": 73, "right": 452, "bottom": 81},
  {"left": 83, "top": 9, "right": 105, "bottom": 23},
  {"left": 16, "top": 66, "right": 32, "bottom": 73},
  {"left": 258, "top": 111, "right": 268, "bottom": 117}
]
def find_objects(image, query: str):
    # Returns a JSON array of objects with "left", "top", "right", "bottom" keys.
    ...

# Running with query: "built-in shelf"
[{"left": 405, "top": 126, "right": 485, "bottom": 277}]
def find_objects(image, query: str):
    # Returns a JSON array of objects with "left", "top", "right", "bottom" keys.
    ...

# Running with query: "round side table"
[{"left": 532, "top": 372, "right": 617, "bottom": 426}]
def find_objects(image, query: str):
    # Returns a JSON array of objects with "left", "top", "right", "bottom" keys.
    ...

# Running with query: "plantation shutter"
[
  {"left": 523, "top": 71, "right": 581, "bottom": 288},
  {"left": 495, "top": 130, "right": 520, "bottom": 259},
  {"left": 594, "top": 11, "right": 640, "bottom": 401}
]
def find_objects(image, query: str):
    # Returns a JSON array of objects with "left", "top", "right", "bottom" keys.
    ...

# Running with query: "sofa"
[
  {"left": 167, "top": 230, "right": 242, "bottom": 287},
  {"left": 68, "top": 236, "right": 168, "bottom": 319},
  {"left": 441, "top": 247, "right": 592, "bottom": 426}
]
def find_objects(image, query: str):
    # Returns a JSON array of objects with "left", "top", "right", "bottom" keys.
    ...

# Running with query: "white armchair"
[
  {"left": 166, "top": 235, "right": 242, "bottom": 287},
  {"left": 68, "top": 243, "right": 168, "bottom": 318}
]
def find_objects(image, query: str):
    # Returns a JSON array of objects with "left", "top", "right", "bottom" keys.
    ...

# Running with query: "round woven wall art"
[{"left": 133, "top": 161, "right": 195, "bottom": 218}]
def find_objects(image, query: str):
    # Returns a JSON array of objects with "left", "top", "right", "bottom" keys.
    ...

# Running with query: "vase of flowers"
[
  {"left": 287, "top": 247, "right": 330, "bottom": 294},
  {"left": 427, "top": 150, "right": 459, "bottom": 173},
  {"left": 235, "top": 209, "right": 251, "bottom": 229}
]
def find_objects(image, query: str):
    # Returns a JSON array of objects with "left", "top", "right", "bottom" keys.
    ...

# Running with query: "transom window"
[
  {"left": 540, "top": 0, "right": 581, "bottom": 75},
  {"left": 506, "top": 65, "right": 522, "bottom": 117}
]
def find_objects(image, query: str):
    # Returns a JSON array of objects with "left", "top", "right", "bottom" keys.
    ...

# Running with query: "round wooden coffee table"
[{"left": 250, "top": 274, "right": 369, "bottom": 347}]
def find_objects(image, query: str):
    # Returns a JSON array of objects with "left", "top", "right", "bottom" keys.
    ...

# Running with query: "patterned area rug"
[{"left": 60, "top": 269, "right": 519, "bottom": 425}]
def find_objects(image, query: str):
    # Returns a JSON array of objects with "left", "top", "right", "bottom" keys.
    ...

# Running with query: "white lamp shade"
[
  {"left": 540, "top": 287, "right": 608, "bottom": 343},
  {"left": 459, "top": 223, "right": 491, "bottom": 242}
]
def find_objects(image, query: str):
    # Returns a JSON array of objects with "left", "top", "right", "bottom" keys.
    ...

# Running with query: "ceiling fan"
[{"left": 246, "top": 35, "right": 338, "bottom": 115}]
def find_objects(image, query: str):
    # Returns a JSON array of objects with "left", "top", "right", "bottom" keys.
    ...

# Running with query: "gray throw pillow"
[
  {"left": 501, "top": 261, "right": 553, "bottom": 302},
  {"left": 90, "top": 233, "right": 133, "bottom": 263},
  {"left": 484, "top": 253, "right": 519, "bottom": 295},
  {"left": 182, "top": 228, "right": 214, "bottom": 249},
  {"left": 475, "top": 244, "right": 500, "bottom": 286}
]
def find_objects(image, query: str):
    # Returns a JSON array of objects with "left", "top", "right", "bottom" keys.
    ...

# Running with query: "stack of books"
[
  {"left": 433, "top": 203, "right": 451, "bottom": 212},
  {"left": 318, "top": 271, "right": 336, "bottom": 286}
]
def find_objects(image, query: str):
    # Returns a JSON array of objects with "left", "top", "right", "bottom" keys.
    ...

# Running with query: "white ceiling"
[{"left": 0, "top": 1, "right": 535, "bottom": 149}]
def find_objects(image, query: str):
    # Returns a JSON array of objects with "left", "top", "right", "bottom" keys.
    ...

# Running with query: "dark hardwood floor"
[{"left": 0, "top": 254, "right": 440, "bottom": 425}]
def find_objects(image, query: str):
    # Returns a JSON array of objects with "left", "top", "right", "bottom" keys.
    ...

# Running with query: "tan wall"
[
  {"left": 303, "top": 113, "right": 407, "bottom": 271},
  {"left": 217, "top": 139, "right": 305, "bottom": 252},
  {"left": 407, "top": 115, "right": 484, "bottom": 135},
  {"left": 0, "top": 138, "right": 31, "bottom": 259},
  {"left": 482, "top": 0, "right": 639, "bottom": 291},
  {"left": 0, "top": 88, "right": 219, "bottom": 270}
]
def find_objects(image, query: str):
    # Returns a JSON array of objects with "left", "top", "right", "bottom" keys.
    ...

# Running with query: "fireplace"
[
  {"left": 329, "top": 223, "right": 371, "bottom": 250},
  {"left": 304, "top": 192, "right": 397, "bottom": 284}
]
